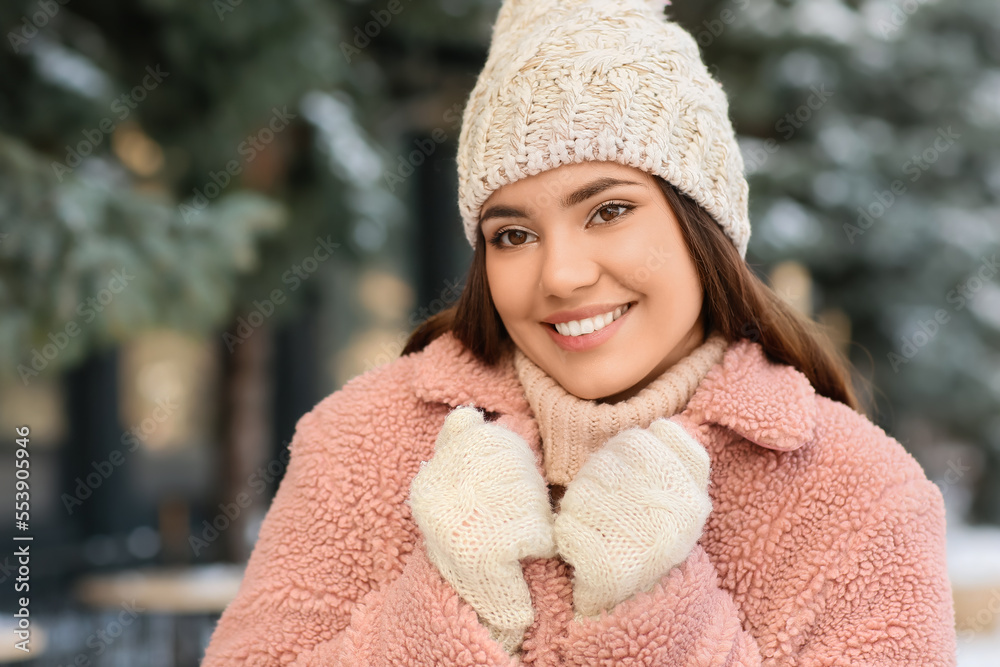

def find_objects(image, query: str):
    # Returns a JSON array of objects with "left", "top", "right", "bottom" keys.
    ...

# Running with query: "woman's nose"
[{"left": 538, "top": 234, "right": 601, "bottom": 298}]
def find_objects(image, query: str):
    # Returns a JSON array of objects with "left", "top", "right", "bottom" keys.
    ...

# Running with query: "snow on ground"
[{"left": 947, "top": 521, "right": 1000, "bottom": 667}]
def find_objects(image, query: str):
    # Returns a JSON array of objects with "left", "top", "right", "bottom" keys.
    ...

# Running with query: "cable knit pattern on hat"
[
  {"left": 513, "top": 331, "right": 728, "bottom": 485},
  {"left": 456, "top": 0, "right": 751, "bottom": 256}
]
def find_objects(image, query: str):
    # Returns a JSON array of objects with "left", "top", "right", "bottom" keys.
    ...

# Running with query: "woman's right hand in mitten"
[
  {"left": 553, "top": 417, "right": 713, "bottom": 619},
  {"left": 408, "top": 406, "right": 557, "bottom": 655}
]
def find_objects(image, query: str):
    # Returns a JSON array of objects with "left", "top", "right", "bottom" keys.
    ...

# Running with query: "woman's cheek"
[{"left": 612, "top": 240, "right": 659, "bottom": 292}]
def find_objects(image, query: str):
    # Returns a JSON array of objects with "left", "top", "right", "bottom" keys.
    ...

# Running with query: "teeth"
[{"left": 553, "top": 303, "right": 631, "bottom": 337}]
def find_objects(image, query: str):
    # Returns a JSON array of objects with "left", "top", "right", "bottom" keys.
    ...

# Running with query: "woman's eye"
[
  {"left": 491, "top": 228, "right": 535, "bottom": 247},
  {"left": 593, "top": 204, "right": 630, "bottom": 223},
  {"left": 490, "top": 204, "right": 631, "bottom": 247},
  {"left": 505, "top": 230, "right": 529, "bottom": 246}
]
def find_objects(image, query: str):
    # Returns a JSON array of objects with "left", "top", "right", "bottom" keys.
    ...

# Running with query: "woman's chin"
[{"left": 559, "top": 372, "right": 640, "bottom": 403}]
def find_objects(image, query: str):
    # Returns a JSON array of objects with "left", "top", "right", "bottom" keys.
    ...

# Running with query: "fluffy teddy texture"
[
  {"left": 456, "top": 0, "right": 751, "bottom": 256},
  {"left": 408, "top": 405, "right": 557, "bottom": 654},
  {"left": 201, "top": 331, "right": 957, "bottom": 666}
]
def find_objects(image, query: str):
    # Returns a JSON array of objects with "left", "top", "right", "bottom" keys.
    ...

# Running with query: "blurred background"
[{"left": 0, "top": 0, "right": 998, "bottom": 664}]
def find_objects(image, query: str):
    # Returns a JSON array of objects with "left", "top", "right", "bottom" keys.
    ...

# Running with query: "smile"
[
  {"left": 552, "top": 303, "right": 631, "bottom": 337},
  {"left": 544, "top": 302, "right": 636, "bottom": 353}
]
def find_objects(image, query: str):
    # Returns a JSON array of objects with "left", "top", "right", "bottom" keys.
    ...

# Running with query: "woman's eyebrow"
[
  {"left": 479, "top": 177, "right": 644, "bottom": 224},
  {"left": 562, "top": 177, "right": 643, "bottom": 208},
  {"left": 480, "top": 204, "right": 528, "bottom": 225}
]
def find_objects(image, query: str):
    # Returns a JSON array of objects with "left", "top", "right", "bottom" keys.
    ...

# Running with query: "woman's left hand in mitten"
[{"left": 553, "top": 417, "right": 713, "bottom": 619}]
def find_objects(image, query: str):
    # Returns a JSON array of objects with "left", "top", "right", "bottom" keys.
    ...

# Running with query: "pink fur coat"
[{"left": 201, "top": 332, "right": 957, "bottom": 666}]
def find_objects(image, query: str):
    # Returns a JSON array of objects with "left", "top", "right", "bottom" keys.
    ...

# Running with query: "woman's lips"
[{"left": 543, "top": 302, "right": 634, "bottom": 352}]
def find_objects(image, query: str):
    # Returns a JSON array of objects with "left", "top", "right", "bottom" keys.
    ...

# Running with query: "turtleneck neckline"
[{"left": 512, "top": 331, "right": 729, "bottom": 486}]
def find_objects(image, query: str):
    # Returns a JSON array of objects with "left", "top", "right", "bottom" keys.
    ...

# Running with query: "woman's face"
[{"left": 481, "top": 161, "right": 705, "bottom": 402}]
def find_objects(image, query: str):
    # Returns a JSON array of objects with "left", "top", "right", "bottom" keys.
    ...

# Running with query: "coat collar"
[{"left": 407, "top": 331, "right": 816, "bottom": 453}]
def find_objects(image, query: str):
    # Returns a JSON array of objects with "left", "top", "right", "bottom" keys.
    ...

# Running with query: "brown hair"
[{"left": 402, "top": 176, "right": 866, "bottom": 414}]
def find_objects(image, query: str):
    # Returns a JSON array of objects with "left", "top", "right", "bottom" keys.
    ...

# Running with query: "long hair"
[{"left": 402, "top": 176, "right": 865, "bottom": 414}]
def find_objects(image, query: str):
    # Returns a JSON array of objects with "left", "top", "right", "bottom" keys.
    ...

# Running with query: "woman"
[{"left": 201, "top": 0, "right": 957, "bottom": 665}]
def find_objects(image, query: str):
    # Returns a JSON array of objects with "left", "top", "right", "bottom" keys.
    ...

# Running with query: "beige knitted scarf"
[{"left": 512, "top": 331, "right": 728, "bottom": 487}]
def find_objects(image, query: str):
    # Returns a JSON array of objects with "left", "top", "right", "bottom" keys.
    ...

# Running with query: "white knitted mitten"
[
  {"left": 553, "top": 417, "right": 713, "bottom": 619},
  {"left": 408, "top": 406, "right": 557, "bottom": 654}
]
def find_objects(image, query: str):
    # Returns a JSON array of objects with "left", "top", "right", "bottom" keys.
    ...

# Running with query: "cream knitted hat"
[{"left": 456, "top": 0, "right": 751, "bottom": 257}]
